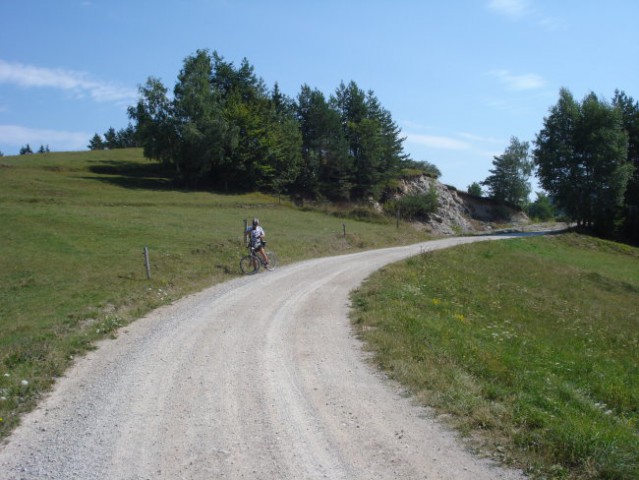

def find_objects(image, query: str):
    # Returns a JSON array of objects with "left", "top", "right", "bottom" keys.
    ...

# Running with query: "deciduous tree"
[
  {"left": 128, "top": 76, "right": 178, "bottom": 175},
  {"left": 534, "top": 88, "right": 631, "bottom": 233},
  {"left": 482, "top": 136, "right": 533, "bottom": 208},
  {"left": 613, "top": 90, "right": 639, "bottom": 240}
]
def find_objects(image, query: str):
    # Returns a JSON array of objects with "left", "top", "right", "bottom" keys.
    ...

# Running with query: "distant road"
[{"left": 0, "top": 235, "right": 533, "bottom": 479}]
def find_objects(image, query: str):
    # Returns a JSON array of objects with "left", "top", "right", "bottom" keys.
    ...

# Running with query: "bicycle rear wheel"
[
  {"left": 265, "top": 251, "right": 277, "bottom": 270},
  {"left": 240, "top": 255, "right": 260, "bottom": 274}
]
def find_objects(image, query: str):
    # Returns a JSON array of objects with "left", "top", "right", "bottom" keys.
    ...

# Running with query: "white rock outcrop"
[{"left": 393, "top": 175, "right": 529, "bottom": 236}]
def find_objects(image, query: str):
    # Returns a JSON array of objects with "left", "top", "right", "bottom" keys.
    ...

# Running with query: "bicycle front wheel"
[
  {"left": 265, "top": 251, "right": 277, "bottom": 270},
  {"left": 240, "top": 255, "right": 260, "bottom": 274}
]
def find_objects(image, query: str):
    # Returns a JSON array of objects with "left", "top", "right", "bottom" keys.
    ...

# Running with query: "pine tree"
[
  {"left": 467, "top": 182, "right": 483, "bottom": 197},
  {"left": 88, "top": 134, "right": 105, "bottom": 150},
  {"left": 19, "top": 144, "right": 33, "bottom": 155}
]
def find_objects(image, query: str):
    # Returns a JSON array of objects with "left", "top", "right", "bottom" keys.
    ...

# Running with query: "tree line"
[
  {"left": 13, "top": 144, "right": 51, "bottom": 155},
  {"left": 469, "top": 88, "right": 638, "bottom": 241},
  {"left": 99, "top": 48, "right": 638, "bottom": 240},
  {"left": 126, "top": 49, "right": 411, "bottom": 202},
  {"left": 88, "top": 125, "right": 139, "bottom": 150}
]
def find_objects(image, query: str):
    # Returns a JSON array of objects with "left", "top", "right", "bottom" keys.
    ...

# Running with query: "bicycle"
[{"left": 240, "top": 246, "right": 278, "bottom": 274}]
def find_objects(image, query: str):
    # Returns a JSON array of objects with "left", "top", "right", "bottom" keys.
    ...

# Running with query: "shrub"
[{"left": 384, "top": 189, "right": 439, "bottom": 221}]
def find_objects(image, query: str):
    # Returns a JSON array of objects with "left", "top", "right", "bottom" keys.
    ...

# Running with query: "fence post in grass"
[
  {"left": 343, "top": 223, "right": 346, "bottom": 238},
  {"left": 143, "top": 247, "right": 151, "bottom": 279},
  {"left": 396, "top": 207, "right": 400, "bottom": 229}
]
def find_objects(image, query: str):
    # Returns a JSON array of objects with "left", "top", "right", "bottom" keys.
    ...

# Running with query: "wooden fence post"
[{"left": 143, "top": 247, "right": 151, "bottom": 279}]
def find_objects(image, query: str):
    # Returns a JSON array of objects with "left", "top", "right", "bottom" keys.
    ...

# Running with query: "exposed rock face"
[{"left": 394, "top": 175, "right": 529, "bottom": 236}]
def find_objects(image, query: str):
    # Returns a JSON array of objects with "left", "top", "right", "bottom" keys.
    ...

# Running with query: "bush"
[
  {"left": 384, "top": 190, "right": 439, "bottom": 221},
  {"left": 401, "top": 160, "right": 442, "bottom": 179}
]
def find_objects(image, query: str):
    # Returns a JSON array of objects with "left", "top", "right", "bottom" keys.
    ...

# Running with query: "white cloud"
[
  {"left": 0, "top": 124, "right": 89, "bottom": 151},
  {"left": 487, "top": 0, "right": 531, "bottom": 20},
  {"left": 0, "top": 59, "right": 137, "bottom": 105},
  {"left": 401, "top": 120, "right": 433, "bottom": 131},
  {"left": 487, "top": 0, "right": 567, "bottom": 30},
  {"left": 405, "top": 133, "right": 471, "bottom": 151},
  {"left": 458, "top": 132, "right": 504, "bottom": 144},
  {"left": 489, "top": 69, "right": 546, "bottom": 91}
]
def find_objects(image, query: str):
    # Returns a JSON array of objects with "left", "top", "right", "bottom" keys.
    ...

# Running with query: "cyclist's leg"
[{"left": 258, "top": 246, "right": 269, "bottom": 265}]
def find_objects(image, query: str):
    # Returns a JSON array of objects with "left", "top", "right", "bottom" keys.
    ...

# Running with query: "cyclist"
[{"left": 244, "top": 218, "right": 269, "bottom": 267}]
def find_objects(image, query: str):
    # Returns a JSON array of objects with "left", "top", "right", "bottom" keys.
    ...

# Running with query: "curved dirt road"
[{"left": 0, "top": 236, "right": 529, "bottom": 480}]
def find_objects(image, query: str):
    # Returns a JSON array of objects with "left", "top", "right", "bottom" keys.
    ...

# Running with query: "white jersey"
[{"left": 247, "top": 226, "right": 265, "bottom": 247}]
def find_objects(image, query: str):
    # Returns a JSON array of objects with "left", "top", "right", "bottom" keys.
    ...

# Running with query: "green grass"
[
  {"left": 351, "top": 234, "right": 639, "bottom": 479},
  {"left": 0, "top": 148, "right": 428, "bottom": 437}
]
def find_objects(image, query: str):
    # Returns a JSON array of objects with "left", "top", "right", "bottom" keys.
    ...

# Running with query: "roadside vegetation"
[
  {"left": 0, "top": 148, "right": 427, "bottom": 439},
  {"left": 351, "top": 234, "right": 639, "bottom": 479}
]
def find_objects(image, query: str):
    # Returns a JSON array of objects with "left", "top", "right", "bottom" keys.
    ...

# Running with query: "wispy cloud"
[
  {"left": 405, "top": 133, "right": 471, "bottom": 151},
  {"left": 0, "top": 59, "right": 137, "bottom": 105},
  {"left": 487, "top": 0, "right": 568, "bottom": 30},
  {"left": 458, "top": 132, "right": 504, "bottom": 144},
  {"left": 487, "top": 0, "right": 531, "bottom": 20},
  {"left": 489, "top": 69, "right": 546, "bottom": 91},
  {"left": 0, "top": 124, "right": 89, "bottom": 151}
]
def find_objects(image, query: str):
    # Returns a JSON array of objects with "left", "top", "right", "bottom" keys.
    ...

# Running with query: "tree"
[
  {"left": 129, "top": 50, "right": 410, "bottom": 198},
  {"left": 130, "top": 50, "right": 302, "bottom": 192},
  {"left": 364, "top": 90, "right": 408, "bottom": 192},
  {"left": 527, "top": 192, "right": 556, "bottom": 221},
  {"left": 534, "top": 88, "right": 631, "bottom": 233},
  {"left": 330, "top": 81, "right": 408, "bottom": 199},
  {"left": 129, "top": 76, "right": 180, "bottom": 176},
  {"left": 481, "top": 136, "right": 533, "bottom": 208},
  {"left": 171, "top": 49, "right": 235, "bottom": 187},
  {"left": 88, "top": 134, "right": 105, "bottom": 150},
  {"left": 104, "top": 127, "right": 118, "bottom": 149},
  {"left": 114, "top": 124, "right": 139, "bottom": 148},
  {"left": 19, "top": 144, "right": 33, "bottom": 155},
  {"left": 263, "top": 112, "right": 302, "bottom": 197},
  {"left": 295, "top": 84, "right": 350, "bottom": 200},
  {"left": 467, "top": 182, "right": 483, "bottom": 197},
  {"left": 613, "top": 90, "right": 639, "bottom": 240},
  {"left": 37, "top": 145, "right": 50, "bottom": 154}
]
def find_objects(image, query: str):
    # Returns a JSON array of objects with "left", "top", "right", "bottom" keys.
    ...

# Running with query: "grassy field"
[
  {"left": 0, "top": 148, "right": 428, "bottom": 438},
  {"left": 351, "top": 234, "right": 639, "bottom": 479}
]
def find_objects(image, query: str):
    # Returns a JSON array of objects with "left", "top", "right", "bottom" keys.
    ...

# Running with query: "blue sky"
[{"left": 1, "top": 0, "right": 637, "bottom": 192}]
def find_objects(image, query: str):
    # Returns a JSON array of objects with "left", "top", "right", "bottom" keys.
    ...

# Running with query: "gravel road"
[{"left": 0, "top": 235, "right": 530, "bottom": 480}]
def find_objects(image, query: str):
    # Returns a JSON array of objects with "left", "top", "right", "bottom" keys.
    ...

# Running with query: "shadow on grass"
[
  {"left": 86, "top": 160, "right": 175, "bottom": 191},
  {"left": 85, "top": 160, "right": 252, "bottom": 196}
]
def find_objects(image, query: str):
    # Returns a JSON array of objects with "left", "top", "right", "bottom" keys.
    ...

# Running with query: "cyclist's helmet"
[{"left": 252, "top": 218, "right": 260, "bottom": 227}]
